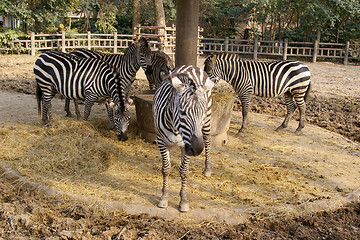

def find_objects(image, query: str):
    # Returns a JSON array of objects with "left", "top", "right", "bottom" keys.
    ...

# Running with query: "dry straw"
[{"left": 0, "top": 106, "right": 357, "bottom": 219}]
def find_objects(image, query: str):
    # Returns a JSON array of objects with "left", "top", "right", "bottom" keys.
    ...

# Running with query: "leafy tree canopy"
[{"left": 0, "top": 0, "right": 359, "bottom": 43}]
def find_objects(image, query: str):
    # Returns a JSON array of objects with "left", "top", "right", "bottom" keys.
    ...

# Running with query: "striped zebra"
[
  {"left": 145, "top": 51, "right": 174, "bottom": 89},
  {"left": 69, "top": 38, "right": 151, "bottom": 98},
  {"left": 65, "top": 50, "right": 173, "bottom": 118},
  {"left": 34, "top": 50, "right": 130, "bottom": 141},
  {"left": 65, "top": 38, "right": 151, "bottom": 129},
  {"left": 153, "top": 65, "right": 215, "bottom": 212},
  {"left": 204, "top": 53, "right": 311, "bottom": 135}
]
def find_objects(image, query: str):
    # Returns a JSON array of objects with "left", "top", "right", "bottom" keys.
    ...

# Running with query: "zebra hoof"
[
  {"left": 203, "top": 169, "right": 212, "bottom": 178},
  {"left": 179, "top": 201, "right": 189, "bottom": 212},
  {"left": 235, "top": 131, "right": 244, "bottom": 138},
  {"left": 158, "top": 198, "right": 168, "bottom": 208},
  {"left": 275, "top": 126, "right": 285, "bottom": 131},
  {"left": 295, "top": 129, "right": 302, "bottom": 134}
]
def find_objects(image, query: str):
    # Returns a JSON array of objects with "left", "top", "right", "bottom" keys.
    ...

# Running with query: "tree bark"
[
  {"left": 154, "top": 0, "right": 166, "bottom": 50},
  {"left": 132, "top": 0, "right": 141, "bottom": 36},
  {"left": 175, "top": 0, "right": 199, "bottom": 66}
]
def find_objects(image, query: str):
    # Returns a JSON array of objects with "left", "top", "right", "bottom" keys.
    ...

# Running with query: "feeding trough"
[{"left": 134, "top": 89, "right": 234, "bottom": 147}]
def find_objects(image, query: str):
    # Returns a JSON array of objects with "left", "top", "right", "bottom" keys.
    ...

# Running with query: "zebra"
[
  {"left": 204, "top": 52, "right": 311, "bottom": 135},
  {"left": 34, "top": 50, "right": 130, "bottom": 141},
  {"left": 145, "top": 50, "right": 174, "bottom": 90},
  {"left": 69, "top": 37, "right": 151, "bottom": 99},
  {"left": 64, "top": 38, "right": 151, "bottom": 128},
  {"left": 153, "top": 65, "right": 215, "bottom": 212},
  {"left": 65, "top": 50, "right": 173, "bottom": 118}
]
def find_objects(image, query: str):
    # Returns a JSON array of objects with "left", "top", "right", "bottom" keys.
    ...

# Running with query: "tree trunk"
[
  {"left": 175, "top": 0, "right": 199, "bottom": 66},
  {"left": 154, "top": 0, "right": 166, "bottom": 50},
  {"left": 132, "top": 0, "right": 141, "bottom": 36}
]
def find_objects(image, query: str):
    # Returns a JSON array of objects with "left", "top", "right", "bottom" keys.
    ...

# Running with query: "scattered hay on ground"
[{"left": 1, "top": 111, "right": 359, "bottom": 224}]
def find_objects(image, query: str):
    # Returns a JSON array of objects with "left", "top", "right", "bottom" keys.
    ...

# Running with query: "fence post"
[
  {"left": 253, "top": 37, "right": 258, "bottom": 60},
  {"left": 225, "top": 37, "right": 229, "bottom": 52},
  {"left": 312, "top": 39, "right": 318, "bottom": 63},
  {"left": 283, "top": 38, "right": 288, "bottom": 60},
  {"left": 113, "top": 32, "right": 118, "bottom": 54},
  {"left": 344, "top": 41, "right": 350, "bottom": 65},
  {"left": 31, "top": 32, "right": 35, "bottom": 56},
  {"left": 61, "top": 31, "right": 66, "bottom": 52},
  {"left": 87, "top": 31, "right": 91, "bottom": 50}
]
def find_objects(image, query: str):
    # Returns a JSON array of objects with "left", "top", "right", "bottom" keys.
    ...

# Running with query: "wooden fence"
[
  {"left": 7, "top": 31, "right": 360, "bottom": 65},
  {"left": 200, "top": 37, "right": 360, "bottom": 64}
]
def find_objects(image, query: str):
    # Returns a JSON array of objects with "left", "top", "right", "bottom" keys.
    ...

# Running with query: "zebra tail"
[
  {"left": 304, "top": 81, "right": 312, "bottom": 103},
  {"left": 35, "top": 82, "right": 42, "bottom": 116}
]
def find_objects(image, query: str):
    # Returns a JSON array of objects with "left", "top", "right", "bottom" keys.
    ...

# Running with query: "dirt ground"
[{"left": 0, "top": 54, "right": 360, "bottom": 239}]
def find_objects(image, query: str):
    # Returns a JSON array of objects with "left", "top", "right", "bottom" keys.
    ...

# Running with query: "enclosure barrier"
[{"left": 7, "top": 30, "right": 360, "bottom": 65}]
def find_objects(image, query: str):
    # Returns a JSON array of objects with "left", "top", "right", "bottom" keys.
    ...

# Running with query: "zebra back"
[
  {"left": 204, "top": 52, "right": 311, "bottom": 98},
  {"left": 34, "top": 50, "right": 124, "bottom": 112}
]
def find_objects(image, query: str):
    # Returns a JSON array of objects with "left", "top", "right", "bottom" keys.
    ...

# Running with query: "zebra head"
[
  {"left": 204, "top": 54, "right": 221, "bottom": 83},
  {"left": 171, "top": 66, "right": 215, "bottom": 156},
  {"left": 114, "top": 97, "right": 133, "bottom": 141},
  {"left": 136, "top": 38, "right": 152, "bottom": 73},
  {"left": 145, "top": 51, "right": 174, "bottom": 90}
]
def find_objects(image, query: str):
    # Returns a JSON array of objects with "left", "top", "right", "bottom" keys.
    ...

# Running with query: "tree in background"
[{"left": 0, "top": 0, "right": 359, "bottom": 43}]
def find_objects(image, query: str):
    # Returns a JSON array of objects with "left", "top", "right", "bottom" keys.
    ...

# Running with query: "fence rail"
[
  {"left": 199, "top": 37, "right": 360, "bottom": 64},
  {"left": 4, "top": 31, "right": 360, "bottom": 65}
]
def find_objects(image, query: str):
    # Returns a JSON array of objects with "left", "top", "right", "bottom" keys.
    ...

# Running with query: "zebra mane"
[{"left": 215, "top": 52, "right": 242, "bottom": 62}]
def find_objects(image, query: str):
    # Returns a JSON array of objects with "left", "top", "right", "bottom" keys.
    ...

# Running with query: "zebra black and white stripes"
[
  {"left": 153, "top": 65, "right": 215, "bottom": 212},
  {"left": 204, "top": 53, "right": 311, "bottom": 135},
  {"left": 145, "top": 51, "right": 174, "bottom": 89},
  {"left": 34, "top": 50, "right": 129, "bottom": 140},
  {"left": 69, "top": 38, "right": 151, "bottom": 100}
]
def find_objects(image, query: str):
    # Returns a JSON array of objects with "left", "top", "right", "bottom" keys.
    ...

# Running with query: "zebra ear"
[
  {"left": 211, "top": 54, "right": 217, "bottom": 64},
  {"left": 205, "top": 77, "right": 215, "bottom": 91},
  {"left": 171, "top": 73, "right": 185, "bottom": 92},
  {"left": 159, "top": 70, "right": 167, "bottom": 81}
]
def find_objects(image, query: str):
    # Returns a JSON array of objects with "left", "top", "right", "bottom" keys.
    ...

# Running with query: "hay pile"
[{"left": 1, "top": 109, "right": 360, "bottom": 222}]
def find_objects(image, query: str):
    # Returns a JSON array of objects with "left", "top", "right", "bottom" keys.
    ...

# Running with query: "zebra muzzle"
[
  {"left": 185, "top": 135, "right": 204, "bottom": 156},
  {"left": 118, "top": 132, "right": 128, "bottom": 141}
]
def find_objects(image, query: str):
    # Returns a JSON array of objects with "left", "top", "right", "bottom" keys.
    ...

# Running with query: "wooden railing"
[
  {"left": 199, "top": 37, "right": 360, "bottom": 64},
  {"left": 6, "top": 31, "right": 360, "bottom": 65}
]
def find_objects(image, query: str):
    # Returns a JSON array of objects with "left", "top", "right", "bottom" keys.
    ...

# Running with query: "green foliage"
[
  {"left": 0, "top": 0, "right": 359, "bottom": 43},
  {"left": 0, "top": 28, "right": 29, "bottom": 53}
]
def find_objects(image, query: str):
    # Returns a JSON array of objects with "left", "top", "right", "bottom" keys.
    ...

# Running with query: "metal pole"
[{"left": 175, "top": 0, "right": 199, "bottom": 67}]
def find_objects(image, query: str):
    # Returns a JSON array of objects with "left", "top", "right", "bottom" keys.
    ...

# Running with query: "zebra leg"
[
  {"left": 202, "top": 134, "right": 212, "bottom": 178},
  {"left": 179, "top": 148, "right": 190, "bottom": 212},
  {"left": 74, "top": 100, "right": 82, "bottom": 120},
  {"left": 83, "top": 94, "right": 96, "bottom": 121},
  {"left": 64, "top": 98, "right": 72, "bottom": 117},
  {"left": 276, "top": 92, "right": 296, "bottom": 131},
  {"left": 105, "top": 102, "right": 115, "bottom": 130},
  {"left": 42, "top": 98, "right": 50, "bottom": 125},
  {"left": 202, "top": 109, "right": 212, "bottom": 177},
  {"left": 236, "top": 93, "right": 251, "bottom": 136},
  {"left": 42, "top": 92, "right": 55, "bottom": 126},
  {"left": 157, "top": 141, "right": 171, "bottom": 209},
  {"left": 294, "top": 96, "right": 306, "bottom": 134}
]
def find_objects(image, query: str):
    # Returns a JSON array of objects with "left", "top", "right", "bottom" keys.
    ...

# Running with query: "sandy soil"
[{"left": 0, "top": 54, "right": 360, "bottom": 239}]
